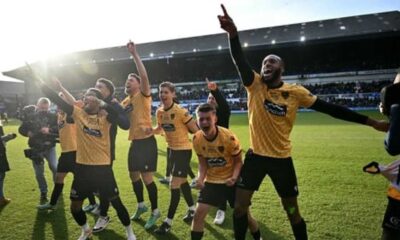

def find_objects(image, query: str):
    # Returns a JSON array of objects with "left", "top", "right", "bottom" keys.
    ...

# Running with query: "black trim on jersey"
[
  {"left": 141, "top": 91, "right": 151, "bottom": 98},
  {"left": 268, "top": 81, "right": 284, "bottom": 89},
  {"left": 203, "top": 126, "right": 219, "bottom": 142},
  {"left": 164, "top": 102, "right": 174, "bottom": 112},
  {"left": 184, "top": 117, "right": 193, "bottom": 125}
]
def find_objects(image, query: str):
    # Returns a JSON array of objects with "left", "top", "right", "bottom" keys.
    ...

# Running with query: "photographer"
[
  {"left": 18, "top": 97, "right": 58, "bottom": 204},
  {"left": 0, "top": 120, "right": 16, "bottom": 206}
]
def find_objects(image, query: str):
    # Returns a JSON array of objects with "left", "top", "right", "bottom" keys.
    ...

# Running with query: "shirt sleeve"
[
  {"left": 295, "top": 85, "right": 317, "bottom": 108},
  {"left": 192, "top": 134, "right": 202, "bottom": 156},
  {"left": 181, "top": 107, "right": 193, "bottom": 124},
  {"left": 228, "top": 133, "right": 241, "bottom": 157}
]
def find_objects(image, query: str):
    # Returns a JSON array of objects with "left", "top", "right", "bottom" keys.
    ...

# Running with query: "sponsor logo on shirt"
[
  {"left": 83, "top": 126, "right": 102, "bottom": 137},
  {"left": 206, "top": 157, "right": 227, "bottom": 167},
  {"left": 161, "top": 123, "right": 176, "bottom": 132},
  {"left": 264, "top": 99, "right": 287, "bottom": 116}
]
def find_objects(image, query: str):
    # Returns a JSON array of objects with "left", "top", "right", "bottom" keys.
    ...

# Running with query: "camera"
[
  {"left": 24, "top": 148, "right": 44, "bottom": 164},
  {"left": 1, "top": 133, "right": 17, "bottom": 143}
]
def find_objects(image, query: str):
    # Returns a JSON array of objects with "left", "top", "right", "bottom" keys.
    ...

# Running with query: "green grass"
[{"left": 0, "top": 111, "right": 395, "bottom": 240}]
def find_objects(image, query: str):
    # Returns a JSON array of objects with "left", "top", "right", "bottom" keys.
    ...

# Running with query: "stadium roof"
[
  {"left": 4, "top": 10, "right": 400, "bottom": 73},
  {"left": 0, "top": 73, "right": 24, "bottom": 83}
]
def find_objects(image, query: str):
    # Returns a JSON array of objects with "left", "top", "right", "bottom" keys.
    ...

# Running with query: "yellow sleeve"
[
  {"left": 228, "top": 133, "right": 241, "bottom": 157},
  {"left": 181, "top": 107, "right": 193, "bottom": 124},
  {"left": 192, "top": 133, "right": 202, "bottom": 156},
  {"left": 244, "top": 71, "right": 261, "bottom": 92},
  {"left": 156, "top": 109, "right": 162, "bottom": 125},
  {"left": 295, "top": 85, "right": 317, "bottom": 108}
]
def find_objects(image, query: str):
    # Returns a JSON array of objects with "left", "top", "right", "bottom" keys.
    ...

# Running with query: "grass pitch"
[{"left": 0, "top": 111, "right": 394, "bottom": 239}]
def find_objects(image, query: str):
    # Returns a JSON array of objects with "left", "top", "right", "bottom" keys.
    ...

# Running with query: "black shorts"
[
  {"left": 197, "top": 182, "right": 235, "bottom": 208},
  {"left": 382, "top": 197, "right": 400, "bottom": 232},
  {"left": 236, "top": 150, "right": 299, "bottom": 198},
  {"left": 70, "top": 164, "right": 119, "bottom": 201},
  {"left": 57, "top": 151, "right": 76, "bottom": 173},
  {"left": 169, "top": 149, "right": 192, "bottom": 178},
  {"left": 128, "top": 135, "right": 158, "bottom": 172}
]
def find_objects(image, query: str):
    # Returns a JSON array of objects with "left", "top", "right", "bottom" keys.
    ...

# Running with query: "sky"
[{"left": 0, "top": 0, "right": 398, "bottom": 74}]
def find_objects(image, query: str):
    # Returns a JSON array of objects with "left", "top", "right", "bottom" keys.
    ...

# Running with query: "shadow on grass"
[
  {"left": 203, "top": 207, "right": 286, "bottom": 240},
  {"left": 0, "top": 202, "right": 11, "bottom": 214},
  {"left": 31, "top": 197, "right": 69, "bottom": 240},
  {"left": 96, "top": 228, "right": 127, "bottom": 240},
  {"left": 133, "top": 218, "right": 181, "bottom": 240}
]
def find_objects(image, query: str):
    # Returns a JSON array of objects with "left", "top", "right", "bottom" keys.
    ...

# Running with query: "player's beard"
[{"left": 262, "top": 68, "right": 281, "bottom": 85}]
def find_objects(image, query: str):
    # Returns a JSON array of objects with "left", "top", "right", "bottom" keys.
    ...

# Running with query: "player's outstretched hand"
[
  {"left": 368, "top": 119, "right": 389, "bottom": 132},
  {"left": 127, "top": 40, "right": 137, "bottom": 55},
  {"left": 217, "top": 4, "right": 237, "bottom": 37},
  {"left": 206, "top": 77, "right": 217, "bottom": 91}
]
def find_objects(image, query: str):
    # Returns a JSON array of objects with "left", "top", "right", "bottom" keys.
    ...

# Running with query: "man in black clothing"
[
  {"left": 206, "top": 78, "right": 231, "bottom": 129},
  {"left": 218, "top": 4, "right": 388, "bottom": 240},
  {"left": 19, "top": 98, "right": 58, "bottom": 204}
]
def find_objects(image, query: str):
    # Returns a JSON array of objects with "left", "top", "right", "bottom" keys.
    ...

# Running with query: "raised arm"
[
  {"left": 127, "top": 41, "right": 151, "bottom": 96},
  {"left": 207, "top": 78, "right": 231, "bottom": 116},
  {"left": 25, "top": 63, "right": 73, "bottom": 115},
  {"left": 51, "top": 77, "right": 77, "bottom": 105},
  {"left": 309, "top": 98, "right": 389, "bottom": 132},
  {"left": 218, "top": 4, "right": 254, "bottom": 86}
]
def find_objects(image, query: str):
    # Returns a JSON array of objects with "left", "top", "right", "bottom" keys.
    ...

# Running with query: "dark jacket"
[
  {"left": 211, "top": 88, "right": 231, "bottom": 128},
  {"left": 18, "top": 110, "right": 58, "bottom": 150},
  {"left": 0, "top": 126, "right": 10, "bottom": 172},
  {"left": 104, "top": 95, "right": 130, "bottom": 161}
]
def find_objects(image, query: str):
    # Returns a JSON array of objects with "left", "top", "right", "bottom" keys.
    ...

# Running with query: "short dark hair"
[
  {"left": 380, "top": 83, "right": 400, "bottom": 116},
  {"left": 128, "top": 73, "right": 141, "bottom": 83},
  {"left": 97, "top": 78, "right": 115, "bottom": 96},
  {"left": 86, "top": 88, "right": 104, "bottom": 100},
  {"left": 196, "top": 103, "right": 216, "bottom": 115}
]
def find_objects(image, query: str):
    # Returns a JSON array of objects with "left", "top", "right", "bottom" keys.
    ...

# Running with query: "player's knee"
[
  {"left": 141, "top": 172, "right": 154, "bottom": 184},
  {"left": 169, "top": 179, "right": 181, "bottom": 189},
  {"left": 130, "top": 171, "right": 140, "bottom": 181}
]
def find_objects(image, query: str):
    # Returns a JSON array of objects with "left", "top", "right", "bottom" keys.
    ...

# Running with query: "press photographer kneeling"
[{"left": 19, "top": 98, "right": 58, "bottom": 204}]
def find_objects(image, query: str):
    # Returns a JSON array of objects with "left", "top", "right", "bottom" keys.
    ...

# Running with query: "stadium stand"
[{"left": 2, "top": 11, "right": 399, "bottom": 113}]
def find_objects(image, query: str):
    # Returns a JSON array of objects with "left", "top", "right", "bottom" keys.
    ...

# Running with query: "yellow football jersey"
[
  {"left": 156, "top": 103, "right": 193, "bottom": 150},
  {"left": 388, "top": 186, "right": 400, "bottom": 200},
  {"left": 72, "top": 106, "right": 111, "bottom": 165},
  {"left": 58, "top": 111, "right": 77, "bottom": 153},
  {"left": 121, "top": 92, "right": 153, "bottom": 140},
  {"left": 245, "top": 72, "right": 317, "bottom": 158},
  {"left": 193, "top": 126, "right": 241, "bottom": 184}
]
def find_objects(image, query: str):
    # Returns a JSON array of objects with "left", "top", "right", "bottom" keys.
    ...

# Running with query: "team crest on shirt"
[
  {"left": 207, "top": 157, "right": 227, "bottom": 167},
  {"left": 218, "top": 146, "right": 225, "bottom": 153},
  {"left": 170, "top": 114, "right": 175, "bottom": 120},
  {"left": 202, "top": 146, "right": 206, "bottom": 151},
  {"left": 264, "top": 99, "right": 287, "bottom": 117},
  {"left": 281, "top": 91, "right": 289, "bottom": 99},
  {"left": 83, "top": 125, "right": 102, "bottom": 137},
  {"left": 124, "top": 104, "right": 133, "bottom": 113},
  {"left": 58, "top": 120, "right": 65, "bottom": 129}
]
